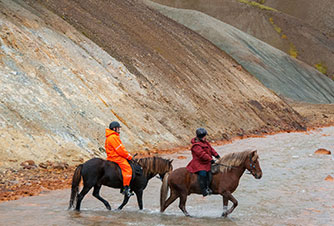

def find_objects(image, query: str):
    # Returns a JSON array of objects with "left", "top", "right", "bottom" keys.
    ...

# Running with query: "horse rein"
[
  {"left": 213, "top": 162, "right": 238, "bottom": 169},
  {"left": 213, "top": 154, "right": 256, "bottom": 174}
]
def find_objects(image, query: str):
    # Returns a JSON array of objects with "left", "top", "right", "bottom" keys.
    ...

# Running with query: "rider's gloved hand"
[
  {"left": 211, "top": 159, "right": 215, "bottom": 164},
  {"left": 215, "top": 154, "right": 221, "bottom": 159}
]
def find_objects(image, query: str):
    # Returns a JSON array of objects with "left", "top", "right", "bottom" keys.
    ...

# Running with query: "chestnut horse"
[
  {"left": 69, "top": 156, "right": 173, "bottom": 211},
  {"left": 160, "top": 150, "right": 262, "bottom": 217}
]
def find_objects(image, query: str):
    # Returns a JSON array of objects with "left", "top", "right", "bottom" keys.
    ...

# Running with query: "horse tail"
[
  {"left": 160, "top": 172, "right": 170, "bottom": 212},
  {"left": 68, "top": 164, "right": 83, "bottom": 210}
]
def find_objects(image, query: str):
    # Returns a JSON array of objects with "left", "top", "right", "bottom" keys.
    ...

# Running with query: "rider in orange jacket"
[{"left": 105, "top": 121, "right": 133, "bottom": 197}]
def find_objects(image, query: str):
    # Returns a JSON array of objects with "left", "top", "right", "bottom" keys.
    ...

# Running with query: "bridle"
[{"left": 246, "top": 154, "right": 257, "bottom": 175}]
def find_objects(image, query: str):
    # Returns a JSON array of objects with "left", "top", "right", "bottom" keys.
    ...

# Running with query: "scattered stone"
[
  {"left": 38, "top": 162, "right": 49, "bottom": 169},
  {"left": 52, "top": 162, "right": 69, "bottom": 170},
  {"left": 221, "top": 133, "right": 230, "bottom": 140},
  {"left": 72, "top": 157, "right": 84, "bottom": 163},
  {"left": 233, "top": 64, "right": 242, "bottom": 71},
  {"left": 314, "top": 148, "right": 331, "bottom": 155},
  {"left": 23, "top": 165, "right": 37, "bottom": 170},
  {"left": 20, "top": 160, "right": 36, "bottom": 167}
]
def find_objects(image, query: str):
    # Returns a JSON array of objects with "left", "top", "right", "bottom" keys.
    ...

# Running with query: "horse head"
[{"left": 245, "top": 150, "right": 262, "bottom": 179}]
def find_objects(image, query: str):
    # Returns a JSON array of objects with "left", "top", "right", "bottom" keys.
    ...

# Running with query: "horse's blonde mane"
[
  {"left": 137, "top": 156, "right": 173, "bottom": 175},
  {"left": 216, "top": 150, "right": 258, "bottom": 173}
]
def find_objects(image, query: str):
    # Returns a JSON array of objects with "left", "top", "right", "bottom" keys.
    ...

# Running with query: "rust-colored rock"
[
  {"left": 177, "top": 156, "right": 187, "bottom": 159},
  {"left": 314, "top": 148, "right": 331, "bottom": 155},
  {"left": 325, "top": 175, "right": 334, "bottom": 181},
  {"left": 0, "top": 163, "right": 75, "bottom": 202}
]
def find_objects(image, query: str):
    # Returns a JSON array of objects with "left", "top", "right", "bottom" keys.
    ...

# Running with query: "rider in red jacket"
[{"left": 186, "top": 128, "right": 220, "bottom": 196}]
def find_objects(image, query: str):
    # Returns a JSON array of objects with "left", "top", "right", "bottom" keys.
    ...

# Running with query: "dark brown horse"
[
  {"left": 160, "top": 150, "right": 262, "bottom": 217},
  {"left": 69, "top": 156, "right": 173, "bottom": 211}
]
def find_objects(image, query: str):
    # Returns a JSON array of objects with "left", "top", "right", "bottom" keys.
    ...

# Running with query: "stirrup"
[
  {"left": 122, "top": 187, "right": 134, "bottom": 197},
  {"left": 202, "top": 188, "right": 212, "bottom": 197},
  {"left": 124, "top": 190, "right": 134, "bottom": 197},
  {"left": 206, "top": 188, "right": 213, "bottom": 195}
]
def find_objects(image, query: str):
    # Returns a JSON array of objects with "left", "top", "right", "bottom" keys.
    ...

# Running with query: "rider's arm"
[
  {"left": 192, "top": 145, "right": 212, "bottom": 161},
  {"left": 208, "top": 143, "right": 220, "bottom": 158}
]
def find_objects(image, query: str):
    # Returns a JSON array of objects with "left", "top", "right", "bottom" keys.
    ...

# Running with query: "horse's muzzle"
[{"left": 255, "top": 172, "right": 262, "bottom": 179}]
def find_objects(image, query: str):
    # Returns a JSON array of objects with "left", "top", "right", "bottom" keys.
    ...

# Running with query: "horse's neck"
[
  {"left": 145, "top": 172, "right": 155, "bottom": 180},
  {"left": 229, "top": 165, "right": 246, "bottom": 179},
  {"left": 142, "top": 170, "right": 157, "bottom": 181}
]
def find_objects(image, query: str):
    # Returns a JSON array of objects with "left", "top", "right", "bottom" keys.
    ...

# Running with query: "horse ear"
[
  {"left": 252, "top": 150, "right": 258, "bottom": 161},
  {"left": 169, "top": 159, "right": 174, "bottom": 163}
]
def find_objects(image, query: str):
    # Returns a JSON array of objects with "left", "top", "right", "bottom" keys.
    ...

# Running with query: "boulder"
[
  {"left": 325, "top": 175, "right": 334, "bottom": 181},
  {"left": 20, "top": 160, "right": 37, "bottom": 169},
  {"left": 314, "top": 148, "right": 331, "bottom": 155}
]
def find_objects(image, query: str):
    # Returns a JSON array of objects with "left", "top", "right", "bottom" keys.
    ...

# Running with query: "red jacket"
[{"left": 186, "top": 137, "right": 219, "bottom": 173}]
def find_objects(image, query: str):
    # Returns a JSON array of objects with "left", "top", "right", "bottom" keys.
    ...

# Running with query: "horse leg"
[
  {"left": 117, "top": 194, "right": 130, "bottom": 210},
  {"left": 221, "top": 191, "right": 238, "bottom": 217},
  {"left": 161, "top": 189, "right": 179, "bottom": 212},
  {"left": 75, "top": 185, "right": 93, "bottom": 211},
  {"left": 135, "top": 190, "right": 143, "bottom": 210},
  {"left": 92, "top": 184, "right": 111, "bottom": 210},
  {"left": 179, "top": 193, "right": 190, "bottom": 217},
  {"left": 221, "top": 195, "right": 229, "bottom": 217}
]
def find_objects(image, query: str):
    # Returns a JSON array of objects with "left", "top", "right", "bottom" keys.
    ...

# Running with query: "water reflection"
[{"left": 0, "top": 127, "right": 333, "bottom": 225}]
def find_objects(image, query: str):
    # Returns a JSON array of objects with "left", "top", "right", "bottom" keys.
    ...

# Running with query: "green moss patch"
[
  {"left": 238, "top": 0, "right": 277, "bottom": 11},
  {"left": 315, "top": 63, "right": 327, "bottom": 74}
]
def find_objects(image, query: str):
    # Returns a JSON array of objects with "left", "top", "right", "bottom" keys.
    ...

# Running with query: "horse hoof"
[{"left": 222, "top": 212, "right": 228, "bottom": 218}]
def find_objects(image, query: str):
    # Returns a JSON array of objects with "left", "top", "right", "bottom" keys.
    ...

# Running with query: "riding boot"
[
  {"left": 206, "top": 173, "right": 213, "bottom": 195},
  {"left": 198, "top": 175, "right": 209, "bottom": 197},
  {"left": 122, "top": 185, "right": 134, "bottom": 197}
]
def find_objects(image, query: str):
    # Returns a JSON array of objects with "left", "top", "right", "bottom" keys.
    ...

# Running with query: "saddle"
[
  {"left": 130, "top": 160, "right": 143, "bottom": 177},
  {"left": 116, "top": 160, "right": 143, "bottom": 181},
  {"left": 211, "top": 163, "right": 220, "bottom": 174}
]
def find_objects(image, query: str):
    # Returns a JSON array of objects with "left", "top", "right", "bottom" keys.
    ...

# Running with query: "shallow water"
[{"left": 1, "top": 127, "right": 333, "bottom": 226}]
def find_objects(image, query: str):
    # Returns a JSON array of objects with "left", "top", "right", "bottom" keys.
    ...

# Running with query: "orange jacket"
[{"left": 105, "top": 129, "right": 132, "bottom": 161}]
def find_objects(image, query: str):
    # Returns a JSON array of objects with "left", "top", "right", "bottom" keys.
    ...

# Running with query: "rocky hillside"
[
  {"left": 264, "top": 0, "right": 334, "bottom": 37},
  {"left": 150, "top": 0, "right": 334, "bottom": 79},
  {"left": 0, "top": 0, "right": 308, "bottom": 168},
  {"left": 144, "top": 1, "right": 334, "bottom": 104}
]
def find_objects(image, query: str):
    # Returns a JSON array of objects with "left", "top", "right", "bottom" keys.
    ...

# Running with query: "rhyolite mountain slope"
[
  {"left": 264, "top": 0, "right": 334, "bottom": 38},
  {"left": 0, "top": 0, "right": 308, "bottom": 168},
  {"left": 144, "top": 1, "right": 334, "bottom": 104},
  {"left": 150, "top": 0, "right": 334, "bottom": 79}
]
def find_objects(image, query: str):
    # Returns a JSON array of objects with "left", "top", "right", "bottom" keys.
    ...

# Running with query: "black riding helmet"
[
  {"left": 196, "top": 128, "right": 207, "bottom": 139},
  {"left": 109, "top": 121, "right": 121, "bottom": 130}
]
